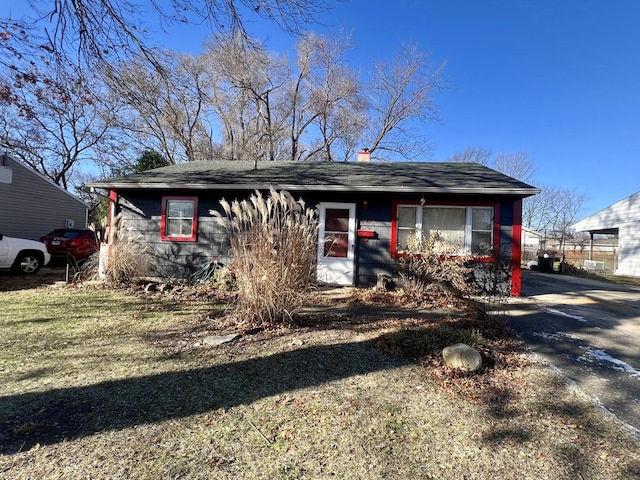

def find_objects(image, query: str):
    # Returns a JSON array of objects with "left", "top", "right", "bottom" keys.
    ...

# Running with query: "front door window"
[{"left": 323, "top": 208, "right": 350, "bottom": 258}]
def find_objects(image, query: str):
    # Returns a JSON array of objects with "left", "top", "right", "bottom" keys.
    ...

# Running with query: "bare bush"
[
  {"left": 471, "top": 253, "right": 514, "bottom": 319},
  {"left": 211, "top": 188, "right": 318, "bottom": 326},
  {"left": 72, "top": 253, "right": 101, "bottom": 283},
  {"left": 397, "top": 233, "right": 474, "bottom": 299},
  {"left": 102, "top": 214, "right": 154, "bottom": 284}
]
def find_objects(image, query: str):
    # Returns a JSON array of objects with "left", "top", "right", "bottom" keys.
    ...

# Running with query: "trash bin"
[
  {"left": 537, "top": 250, "right": 558, "bottom": 273},
  {"left": 553, "top": 254, "right": 565, "bottom": 273}
]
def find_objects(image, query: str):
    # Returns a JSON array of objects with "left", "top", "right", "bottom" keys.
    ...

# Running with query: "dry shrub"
[
  {"left": 211, "top": 188, "right": 318, "bottom": 326},
  {"left": 472, "top": 252, "right": 513, "bottom": 317},
  {"left": 73, "top": 252, "right": 100, "bottom": 282},
  {"left": 102, "top": 214, "right": 153, "bottom": 284},
  {"left": 397, "top": 233, "right": 474, "bottom": 299}
]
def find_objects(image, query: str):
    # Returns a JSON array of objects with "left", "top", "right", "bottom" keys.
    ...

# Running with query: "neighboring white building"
[
  {"left": 572, "top": 191, "right": 640, "bottom": 277},
  {"left": 522, "top": 227, "right": 544, "bottom": 250},
  {"left": 521, "top": 228, "right": 550, "bottom": 261}
]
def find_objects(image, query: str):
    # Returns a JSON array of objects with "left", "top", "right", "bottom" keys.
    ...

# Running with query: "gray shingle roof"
[{"left": 88, "top": 160, "right": 539, "bottom": 196}]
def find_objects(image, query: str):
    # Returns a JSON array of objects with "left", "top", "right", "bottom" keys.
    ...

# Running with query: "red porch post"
[{"left": 511, "top": 199, "right": 523, "bottom": 297}]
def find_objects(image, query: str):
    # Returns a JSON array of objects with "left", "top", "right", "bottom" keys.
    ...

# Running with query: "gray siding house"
[
  {"left": 0, "top": 153, "right": 88, "bottom": 240},
  {"left": 88, "top": 159, "right": 539, "bottom": 296},
  {"left": 572, "top": 191, "right": 640, "bottom": 277}
]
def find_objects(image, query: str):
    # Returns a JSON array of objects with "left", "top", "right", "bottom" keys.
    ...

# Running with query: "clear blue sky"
[
  {"left": 4, "top": 1, "right": 640, "bottom": 218},
  {"left": 160, "top": 0, "right": 640, "bottom": 218}
]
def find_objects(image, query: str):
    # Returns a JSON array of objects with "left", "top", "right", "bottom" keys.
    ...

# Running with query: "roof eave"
[{"left": 87, "top": 182, "right": 540, "bottom": 197}]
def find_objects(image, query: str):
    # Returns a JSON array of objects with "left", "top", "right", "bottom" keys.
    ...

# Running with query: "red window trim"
[
  {"left": 511, "top": 198, "right": 523, "bottom": 296},
  {"left": 109, "top": 189, "right": 118, "bottom": 235},
  {"left": 160, "top": 196, "right": 198, "bottom": 242},
  {"left": 390, "top": 199, "right": 500, "bottom": 259}
]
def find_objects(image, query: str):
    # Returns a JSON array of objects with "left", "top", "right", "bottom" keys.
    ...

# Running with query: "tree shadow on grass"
[
  {"left": 0, "top": 339, "right": 411, "bottom": 454},
  {"left": 0, "top": 268, "right": 65, "bottom": 292}
]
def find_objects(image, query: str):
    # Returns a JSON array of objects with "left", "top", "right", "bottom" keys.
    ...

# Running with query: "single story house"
[
  {"left": 0, "top": 153, "right": 89, "bottom": 240},
  {"left": 88, "top": 157, "right": 539, "bottom": 296},
  {"left": 572, "top": 191, "right": 640, "bottom": 277}
]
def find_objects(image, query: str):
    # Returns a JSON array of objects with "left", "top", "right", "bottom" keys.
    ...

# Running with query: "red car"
[{"left": 39, "top": 229, "right": 100, "bottom": 262}]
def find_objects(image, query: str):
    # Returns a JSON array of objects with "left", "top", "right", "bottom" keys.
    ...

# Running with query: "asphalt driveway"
[{"left": 507, "top": 270, "right": 640, "bottom": 435}]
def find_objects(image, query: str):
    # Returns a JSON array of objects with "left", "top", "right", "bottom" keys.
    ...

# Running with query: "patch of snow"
[
  {"left": 533, "top": 331, "right": 559, "bottom": 340},
  {"left": 578, "top": 347, "right": 640, "bottom": 378},
  {"left": 589, "top": 394, "right": 640, "bottom": 441},
  {"left": 539, "top": 306, "right": 587, "bottom": 322},
  {"left": 531, "top": 342, "right": 640, "bottom": 442},
  {"left": 533, "top": 331, "right": 580, "bottom": 341}
]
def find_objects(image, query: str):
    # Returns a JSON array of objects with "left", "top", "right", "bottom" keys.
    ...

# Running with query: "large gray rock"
[
  {"left": 202, "top": 333, "right": 241, "bottom": 346},
  {"left": 442, "top": 343, "right": 483, "bottom": 372}
]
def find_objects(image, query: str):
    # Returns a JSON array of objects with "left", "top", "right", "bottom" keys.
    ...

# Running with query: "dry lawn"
[{"left": 1, "top": 273, "right": 639, "bottom": 479}]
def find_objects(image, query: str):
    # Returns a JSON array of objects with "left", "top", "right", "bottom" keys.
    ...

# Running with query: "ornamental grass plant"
[
  {"left": 102, "top": 213, "right": 154, "bottom": 284},
  {"left": 211, "top": 188, "right": 318, "bottom": 326}
]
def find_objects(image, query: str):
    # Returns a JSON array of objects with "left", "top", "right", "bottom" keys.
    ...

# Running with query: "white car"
[{"left": 0, "top": 233, "right": 51, "bottom": 274}]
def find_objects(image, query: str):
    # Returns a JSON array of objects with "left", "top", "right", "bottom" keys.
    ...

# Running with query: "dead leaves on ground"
[{"left": 139, "top": 281, "right": 533, "bottom": 412}]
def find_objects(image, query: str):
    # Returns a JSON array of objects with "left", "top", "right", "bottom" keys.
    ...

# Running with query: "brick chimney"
[{"left": 357, "top": 148, "right": 371, "bottom": 162}]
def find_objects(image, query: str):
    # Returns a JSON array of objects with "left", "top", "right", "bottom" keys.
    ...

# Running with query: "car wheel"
[{"left": 14, "top": 253, "right": 42, "bottom": 275}]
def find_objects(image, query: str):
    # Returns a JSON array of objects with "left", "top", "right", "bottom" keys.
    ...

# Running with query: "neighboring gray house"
[
  {"left": 88, "top": 158, "right": 539, "bottom": 296},
  {"left": 0, "top": 153, "right": 88, "bottom": 240},
  {"left": 572, "top": 191, "right": 640, "bottom": 277}
]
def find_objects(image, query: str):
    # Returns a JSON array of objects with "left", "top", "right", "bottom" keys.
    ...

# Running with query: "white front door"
[{"left": 317, "top": 202, "right": 356, "bottom": 285}]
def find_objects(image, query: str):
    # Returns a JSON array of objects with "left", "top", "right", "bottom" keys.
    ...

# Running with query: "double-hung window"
[
  {"left": 393, "top": 202, "right": 496, "bottom": 255},
  {"left": 160, "top": 196, "right": 198, "bottom": 242}
]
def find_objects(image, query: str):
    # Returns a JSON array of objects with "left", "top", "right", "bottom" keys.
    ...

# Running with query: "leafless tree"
[
  {"left": 107, "top": 50, "right": 216, "bottom": 164},
  {"left": 522, "top": 184, "right": 588, "bottom": 246},
  {"left": 201, "top": 34, "right": 444, "bottom": 163},
  {"left": 295, "top": 31, "right": 366, "bottom": 161},
  {"left": 493, "top": 151, "right": 537, "bottom": 184},
  {"left": 208, "top": 72, "right": 256, "bottom": 161},
  {"left": 487, "top": 151, "right": 560, "bottom": 243},
  {"left": 446, "top": 149, "right": 582, "bottom": 244},
  {"left": 286, "top": 34, "right": 317, "bottom": 161},
  {"left": 0, "top": 1, "right": 333, "bottom": 174},
  {"left": 203, "top": 34, "right": 290, "bottom": 161},
  {"left": 1, "top": 0, "right": 331, "bottom": 73},
  {"left": 446, "top": 148, "right": 536, "bottom": 183},
  {"left": 544, "top": 186, "right": 588, "bottom": 247},
  {"left": 0, "top": 61, "right": 118, "bottom": 189},
  {"left": 522, "top": 186, "right": 553, "bottom": 232},
  {"left": 446, "top": 146, "right": 492, "bottom": 165},
  {"left": 364, "top": 43, "right": 445, "bottom": 159}
]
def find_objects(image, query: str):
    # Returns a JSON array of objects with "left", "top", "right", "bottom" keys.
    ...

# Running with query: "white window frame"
[
  {"left": 161, "top": 196, "right": 198, "bottom": 242},
  {"left": 395, "top": 204, "right": 494, "bottom": 255}
]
